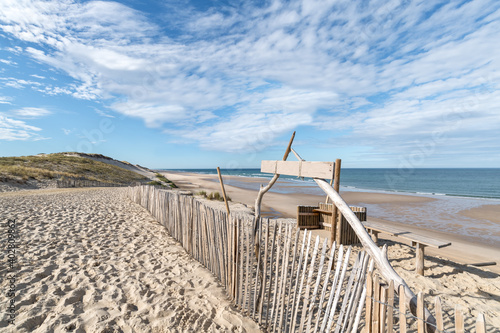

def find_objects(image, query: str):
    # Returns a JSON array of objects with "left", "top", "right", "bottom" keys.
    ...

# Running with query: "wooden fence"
[
  {"left": 57, "top": 179, "right": 130, "bottom": 188},
  {"left": 128, "top": 185, "right": 489, "bottom": 332},
  {"left": 366, "top": 272, "right": 487, "bottom": 333},
  {"left": 128, "top": 185, "right": 372, "bottom": 332}
]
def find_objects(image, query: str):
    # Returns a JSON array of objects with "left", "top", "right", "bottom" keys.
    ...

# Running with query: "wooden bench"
[{"left": 363, "top": 221, "right": 451, "bottom": 276}]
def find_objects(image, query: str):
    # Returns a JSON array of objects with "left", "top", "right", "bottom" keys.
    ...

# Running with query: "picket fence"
[
  {"left": 56, "top": 179, "right": 128, "bottom": 188},
  {"left": 128, "top": 185, "right": 371, "bottom": 332},
  {"left": 127, "top": 185, "right": 489, "bottom": 333}
]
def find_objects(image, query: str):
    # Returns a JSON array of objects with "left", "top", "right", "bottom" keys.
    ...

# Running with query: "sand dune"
[{"left": 0, "top": 188, "right": 260, "bottom": 332}]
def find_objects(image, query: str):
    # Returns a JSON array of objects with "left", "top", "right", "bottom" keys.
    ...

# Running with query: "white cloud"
[
  {"left": 0, "top": 0, "right": 499, "bottom": 160},
  {"left": 11, "top": 107, "right": 51, "bottom": 118},
  {"left": 0, "top": 96, "right": 12, "bottom": 104},
  {"left": 0, "top": 59, "right": 16, "bottom": 65},
  {"left": 0, "top": 113, "right": 43, "bottom": 141}
]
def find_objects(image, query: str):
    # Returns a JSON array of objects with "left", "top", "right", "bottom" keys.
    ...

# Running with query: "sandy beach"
[
  {"left": 0, "top": 188, "right": 261, "bottom": 332},
  {"left": 161, "top": 170, "right": 500, "bottom": 329}
]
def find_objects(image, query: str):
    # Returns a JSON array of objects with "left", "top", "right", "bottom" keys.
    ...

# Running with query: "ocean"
[
  {"left": 165, "top": 168, "right": 500, "bottom": 246},
  {"left": 167, "top": 168, "right": 500, "bottom": 199}
]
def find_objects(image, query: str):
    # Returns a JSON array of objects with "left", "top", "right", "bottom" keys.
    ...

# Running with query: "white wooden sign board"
[{"left": 261, "top": 160, "right": 334, "bottom": 179}]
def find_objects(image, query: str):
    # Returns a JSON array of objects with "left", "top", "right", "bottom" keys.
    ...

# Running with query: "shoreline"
[{"left": 162, "top": 170, "right": 500, "bottom": 274}]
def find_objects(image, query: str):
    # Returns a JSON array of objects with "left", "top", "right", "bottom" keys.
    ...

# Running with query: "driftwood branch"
[
  {"left": 253, "top": 131, "right": 295, "bottom": 312},
  {"left": 288, "top": 150, "right": 436, "bottom": 332},
  {"left": 314, "top": 178, "right": 437, "bottom": 332},
  {"left": 253, "top": 131, "right": 295, "bottom": 240}
]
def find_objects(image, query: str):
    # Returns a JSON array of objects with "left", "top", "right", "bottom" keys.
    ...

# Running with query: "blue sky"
[{"left": 0, "top": 0, "right": 499, "bottom": 169}]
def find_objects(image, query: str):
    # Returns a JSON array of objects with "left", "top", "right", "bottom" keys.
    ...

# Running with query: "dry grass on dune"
[{"left": 0, "top": 153, "right": 149, "bottom": 185}]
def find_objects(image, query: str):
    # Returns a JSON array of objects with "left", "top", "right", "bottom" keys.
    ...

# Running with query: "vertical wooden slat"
[
  {"left": 417, "top": 292, "right": 424, "bottom": 333},
  {"left": 380, "top": 286, "right": 387, "bottom": 333},
  {"left": 344, "top": 253, "right": 370, "bottom": 333},
  {"left": 284, "top": 227, "right": 302, "bottom": 333},
  {"left": 258, "top": 219, "right": 270, "bottom": 324},
  {"left": 455, "top": 305, "right": 464, "bottom": 333},
  {"left": 278, "top": 225, "right": 294, "bottom": 332},
  {"left": 434, "top": 296, "right": 443, "bottom": 333},
  {"left": 265, "top": 222, "right": 278, "bottom": 327},
  {"left": 476, "top": 313, "right": 486, "bottom": 333},
  {"left": 387, "top": 280, "right": 394, "bottom": 333},
  {"left": 365, "top": 272, "right": 373, "bottom": 333},
  {"left": 399, "top": 285, "right": 407, "bottom": 333},
  {"left": 290, "top": 230, "right": 309, "bottom": 333},
  {"left": 306, "top": 238, "right": 329, "bottom": 332},
  {"left": 270, "top": 222, "right": 284, "bottom": 325},
  {"left": 313, "top": 242, "right": 337, "bottom": 333},
  {"left": 323, "top": 246, "right": 352, "bottom": 333},
  {"left": 299, "top": 235, "right": 321, "bottom": 332},
  {"left": 372, "top": 275, "right": 380, "bottom": 333},
  {"left": 291, "top": 231, "right": 312, "bottom": 333}
]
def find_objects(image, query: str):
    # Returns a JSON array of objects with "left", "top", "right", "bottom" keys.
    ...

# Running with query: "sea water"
[{"left": 165, "top": 168, "right": 500, "bottom": 246}]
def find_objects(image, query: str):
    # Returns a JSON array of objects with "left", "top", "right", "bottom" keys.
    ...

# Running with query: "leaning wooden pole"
[
  {"left": 330, "top": 158, "right": 341, "bottom": 247},
  {"left": 314, "top": 178, "right": 437, "bottom": 333},
  {"left": 252, "top": 131, "right": 295, "bottom": 312},
  {"left": 253, "top": 131, "right": 295, "bottom": 241},
  {"left": 217, "top": 167, "right": 231, "bottom": 217}
]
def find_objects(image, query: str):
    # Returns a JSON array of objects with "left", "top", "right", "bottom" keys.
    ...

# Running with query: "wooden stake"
[
  {"left": 216, "top": 167, "right": 230, "bottom": 216},
  {"left": 330, "top": 158, "right": 341, "bottom": 247}
]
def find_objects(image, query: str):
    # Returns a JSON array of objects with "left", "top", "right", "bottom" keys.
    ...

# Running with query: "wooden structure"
[
  {"left": 259, "top": 138, "right": 439, "bottom": 332},
  {"left": 366, "top": 272, "right": 487, "bottom": 333},
  {"left": 56, "top": 179, "right": 128, "bottom": 188},
  {"left": 297, "top": 204, "right": 366, "bottom": 246},
  {"left": 128, "top": 185, "right": 372, "bottom": 332},
  {"left": 363, "top": 221, "right": 451, "bottom": 276}
]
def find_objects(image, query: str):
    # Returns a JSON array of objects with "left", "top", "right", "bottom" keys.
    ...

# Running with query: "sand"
[
  {"left": 0, "top": 188, "right": 261, "bottom": 332},
  {"left": 162, "top": 171, "right": 500, "bottom": 329}
]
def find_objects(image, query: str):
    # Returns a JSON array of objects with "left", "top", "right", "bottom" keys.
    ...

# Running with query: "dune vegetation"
[{"left": 0, "top": 153, "right": 149, "bottom": 185}]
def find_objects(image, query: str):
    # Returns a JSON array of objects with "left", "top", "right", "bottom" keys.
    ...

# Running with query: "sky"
[{"left": 0, "top": 0, "right": 499, "bottom": 169}]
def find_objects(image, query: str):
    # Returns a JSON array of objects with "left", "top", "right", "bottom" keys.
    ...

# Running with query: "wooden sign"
[{"left": 261, "top": 160, "right": 334, "bottom": 179}]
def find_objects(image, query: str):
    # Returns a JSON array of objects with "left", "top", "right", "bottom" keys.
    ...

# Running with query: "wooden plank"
[
  {"left": 372, "top": 275, "right": 380, "bottom": 333},
  {"left": 380, "top": 286, "right": 387, "bottom": 333},
  {"left": 312, "top": 242, "right": 337, "bottom": 333},
  {"left": 387, "top": 280, "right": 394, "bottom": 333},
  {"left": 306, "top": 238, "right": 328, "bottom": 332},
  {"left": 417, "top": 292, "right": 424, "bottom": 333},
  {"left": 365, "top": 272, "right": 373, "bottom": 333},
  {"left": 403, "top": 233, "right": 451, "bottom": 248},
  {"left": 344, "top": 253, "right": 370, "bottom": 333},
  {"left": 270, "top": 222, "right": 283, "bottom": 326},
  {"left": 258, "top": 219, "right": 270, "bottom": 324},
  {"left": 278, "top": 225, "right": 294, "bottom": 332},
  {"left": 455, "top": 305, "right": 464, "bottom": 333},
  {"left": 363, "top": 222, "right": 409, "bottom": 236},
  {"left": 290, "top": 230, "right": 309, "bottom": 333},
  {"left": 350, "top": 259, "right": 374, "bottom": 333},
  {"left": 312, "top": 209, "right": 333, "bottom": 215},
  {"left": 261, "top": 160, "right": 334, "bottom": 179},
  {"left": 399, "top": 285, "right": 407, "bottom": 333},
  {"left": 291, "top": 231, "right": 312, "bottom": 333},
  {"left": 284, "top": 227, "right": 301, "bottom": 332},
  {"left": 434, "top": 296, "right": 443, "bottom": 332},
  {"left": 323, "top": 246, "right": 352, "bottom": 333},
  {"left": 265, "top": 222, "right": 278, "bottom": 327},
  {"left": 333, "top": 251, "right": 363, "bottom": 333},
  {"left": 476, "top": 313, "right": 486, "bottom": 333},
  {"left": 299, "top": 236, "right": 321, "bottom": 332}
]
